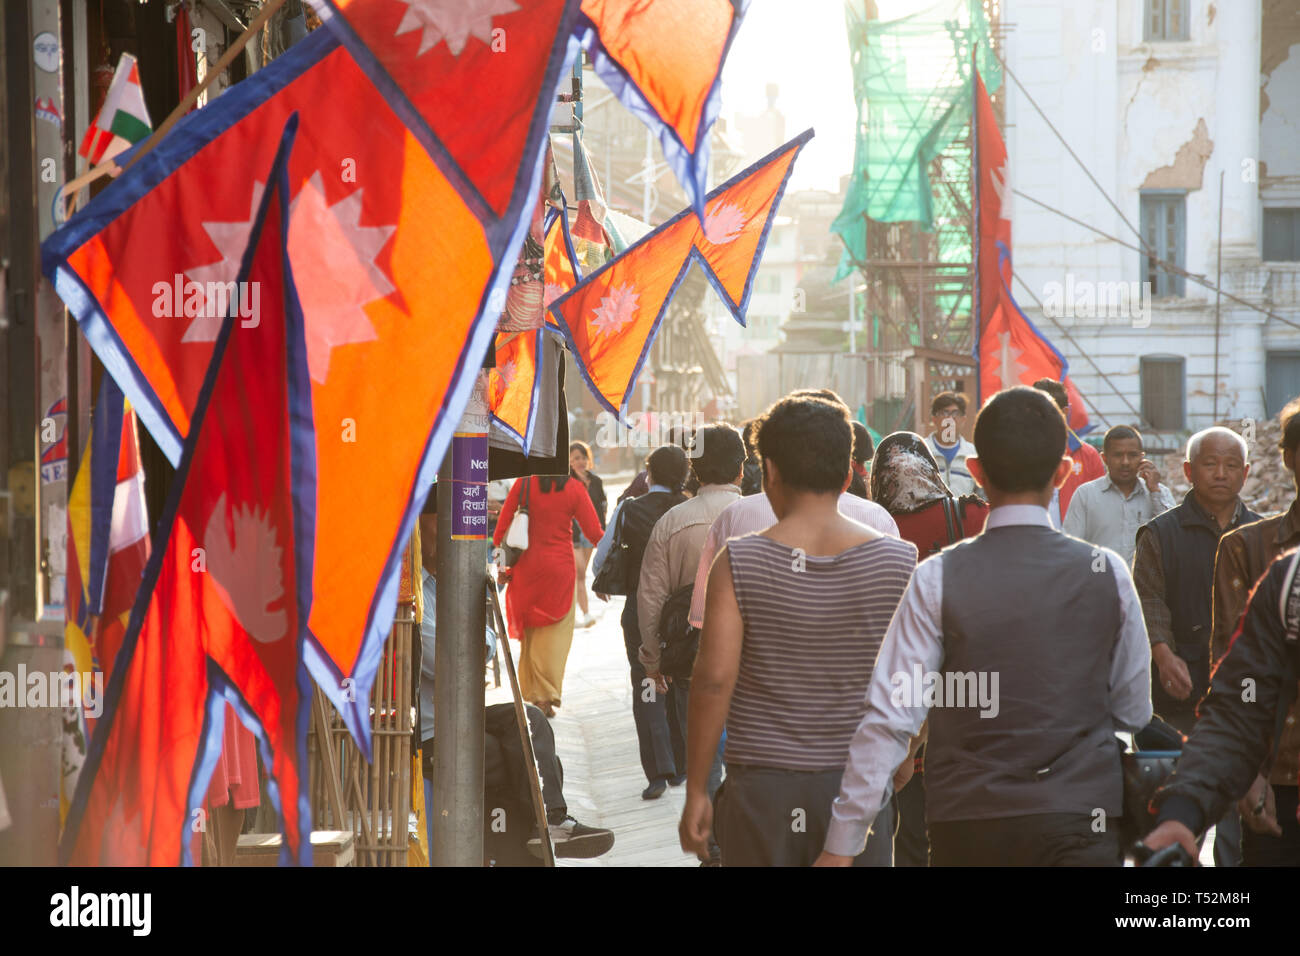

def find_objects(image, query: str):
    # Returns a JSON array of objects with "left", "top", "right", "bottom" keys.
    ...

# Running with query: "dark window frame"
[
  {"left": 1140, "top": 354, "right": 1186, "bottom": 431},
  {"left": 1263, "top": 207, "right": 1300, "bottom": 262}
]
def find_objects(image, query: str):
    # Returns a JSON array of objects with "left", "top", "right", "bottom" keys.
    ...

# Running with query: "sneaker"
[
  {"left": 527, "top": 816, "right": 615, "bottom": 859},
  {"left": 577, "top": 612, "right": 596, "bottom": 628},
  {"left": 641, "top": 779, "right": 668, "bottom": 800}
]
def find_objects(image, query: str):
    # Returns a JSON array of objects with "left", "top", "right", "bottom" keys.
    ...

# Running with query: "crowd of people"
[{"left": 484, "top": 383, "right": 1300, "bottom": 867}]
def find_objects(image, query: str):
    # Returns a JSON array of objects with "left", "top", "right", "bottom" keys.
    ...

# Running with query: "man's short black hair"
[
  {"left": 1280, "top": 398, "right": 1300, "bottom": 455},
  {"left": 1103, "top": 424, "right": 1143, "bottom": 452},
  {"left": 973, "top": 386, "right": 1066, "bottom": 493},
  {"left": 741, "top": 418, "right": 759, "bottom": 456},
  {"left": 1032, "top": 378, "right": 1069, "bottom": 411},
  {"left": 852, "top": 421, "right": 873, "bottom": 465},
  {"left": 755, "top": 396, "right": 852, "bottom": 493},
  {"left": 931, "top": 391, "right": 967, "bottom": 416},
  {"left": 646, "top": 444, "right": 689, "bottom": 491},
  {"left": 690, "top": 423, "right": 746, "bottom": 485},
  {"left": 790, "top": 387, "right": 846, "bottom": 406}
]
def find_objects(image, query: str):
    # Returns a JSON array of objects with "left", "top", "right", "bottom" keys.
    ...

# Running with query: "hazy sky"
[
  {"left": 719, "top": 1, "right": 857, "bottom": 192},
  {"left": 718, "top": 1, "right": 930, "bottom": 192}
]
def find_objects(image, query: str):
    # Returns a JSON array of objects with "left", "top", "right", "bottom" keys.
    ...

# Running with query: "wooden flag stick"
[
  {"left": 487, "top": 578, "right": 556, "bottom": 866},
  {"left": 62, "top": 0, "right": 289, "bottom": 206}
]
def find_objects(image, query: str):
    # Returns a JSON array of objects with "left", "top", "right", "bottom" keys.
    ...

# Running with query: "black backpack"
[
  {"left": 591, "top": 507, "right": 630, "bottom": 595},
  {"left": 657, "top": 584, "right": 699, "bottom": 680}
]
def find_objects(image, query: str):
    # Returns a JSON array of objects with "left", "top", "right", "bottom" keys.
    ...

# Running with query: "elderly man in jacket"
[{"left": 1209, "top": 399, "right": 1300, "bottom": 865}]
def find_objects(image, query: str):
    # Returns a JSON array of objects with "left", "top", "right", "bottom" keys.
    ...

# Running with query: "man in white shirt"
[
  {"left": 816, "top": 387, "right": 1152, "bottom": 867},
  {"left": 1062, "top": 425, "right": 1176, "bottom": 563},
  {"left": 925, "top": 391, "right": 978, "bottom": 497}
]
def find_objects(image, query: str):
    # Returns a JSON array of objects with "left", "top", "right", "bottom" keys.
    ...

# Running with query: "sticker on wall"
[
  {"left": 36, "top": 97, "right": 62, "bottom": 129},
  {"left": 34, "top": 31, "right": 59, "bottom": 73}
]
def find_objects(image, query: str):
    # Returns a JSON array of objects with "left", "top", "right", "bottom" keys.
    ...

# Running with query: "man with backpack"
[
  {"left": 634, "top": 425, "right": 746, "bottom": 858},
  {"left": 592, "top": 445, "right": 691, "bottom": 799}
]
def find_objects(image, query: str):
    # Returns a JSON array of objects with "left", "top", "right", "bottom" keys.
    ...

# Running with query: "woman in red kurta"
[{"left": 495, "top": 475, "right": 604, "bottom": 715}]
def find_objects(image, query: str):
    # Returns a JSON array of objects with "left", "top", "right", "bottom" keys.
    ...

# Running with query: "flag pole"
[
  {"left": 432, "top": 373, "right": 490, "bottom": 867},
  {"left": 61, "top": 0, "right": 288, "bottom": 209}
]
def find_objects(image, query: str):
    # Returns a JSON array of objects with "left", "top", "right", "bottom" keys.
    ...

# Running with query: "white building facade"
[{"left": 1005, "top": 0, "right": 1300, "bottom": 447}]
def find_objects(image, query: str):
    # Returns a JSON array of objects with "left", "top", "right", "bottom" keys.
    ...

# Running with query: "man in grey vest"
[{"left": 816, "top": 386, "right": 1153, "bottom": 866}]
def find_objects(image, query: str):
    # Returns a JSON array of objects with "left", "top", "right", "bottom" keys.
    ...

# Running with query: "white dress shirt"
[
  {"left": 822, "top": 504, "right": 1154, "bottom": 857},
  {"left": 1062, "top": 474, "right": 1176, "bottom": 564}
]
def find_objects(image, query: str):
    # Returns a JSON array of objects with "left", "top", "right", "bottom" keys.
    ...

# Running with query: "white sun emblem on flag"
[
  {"left": 289, "top": 172, "right": 397, "bottom": 385},
  {"left": 702, "top": 202, "right": 748, "bottom": 245},
  {"left": 393, "top": 0, "right": 519, "bottom": 56},
  {"left": 989, "top": 331, "right": 1028, "bottom": 390},
  {"left": 183, "top": 182, "right": 266, "bottom": 343},
  {"left": 543, "top": 282, "right": 566, "bottom": 307},
  {"left": 590, "top": 284, "right": 639, "bottom": 337}
]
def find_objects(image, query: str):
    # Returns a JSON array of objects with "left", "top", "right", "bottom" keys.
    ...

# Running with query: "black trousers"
[
  {"left": 1241, "top": 785, "right": 1300, "bottom": 867},
  {"left": 893, "top": 771, "right": 930, "bottom": 867},
  {"left": 622, "top": 600, "right": 687, "bottom": 784},
  {"left": 422, "top": 702, "right": 565, "bottom": 819},
  {"left": 930, "top": 813, "right": 1121, "bottom": 866},
  {"left": 715, "top": 763, "right": 894, "bottom": 867}
]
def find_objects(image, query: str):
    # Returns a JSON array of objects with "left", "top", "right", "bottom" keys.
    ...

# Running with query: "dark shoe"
[
  {"left": 641, "top": 779, "right": 668, "bottom": 800},
  {"left": 527, "top": 816, "right": 615, "bottom": 859},
  {"left": 669, "top": 773, "right": 687, "bottom": 786}
]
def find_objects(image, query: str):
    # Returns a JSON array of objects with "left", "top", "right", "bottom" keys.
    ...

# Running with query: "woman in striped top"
[{"left": 678, "top": 394, "right": 917, "bottom": 867}]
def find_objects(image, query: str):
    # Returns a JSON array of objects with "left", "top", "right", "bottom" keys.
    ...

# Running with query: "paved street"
[{"left": 485, "top": 476, "right": 696, "bottom": 867}]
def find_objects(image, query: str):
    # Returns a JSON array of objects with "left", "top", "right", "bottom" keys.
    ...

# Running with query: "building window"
[
  {"left": 1140, "top": 192, "right": 1186, "bottom": 297},
  {"left": 1263, "top": 208, "right": 1300, "bottom": 262},
  {"left": 1140, "top": 355, "right": 1185, "bottom": 430},
  {"left": 1144, "top": 0, "right": 1188, "bottom": 41}
]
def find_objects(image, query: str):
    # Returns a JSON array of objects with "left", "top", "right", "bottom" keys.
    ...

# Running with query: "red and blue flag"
[
  {"left": 973, "top": 68, "right": 1091, "bottom": 433},
  {"left": 61, "top": 123, "right": 315, "bottom": 865},
  {"left": 305, "top": 0, "right": 581, "bottom": 224},
  {"left": 549, "top": 129, "right": 811, "bottom": 417},
  {"left": 41, "top": 26, "right": 549, "bottom": 754},
  {"left": 575, "top": 0, "right": 749, "bottom": 222}
]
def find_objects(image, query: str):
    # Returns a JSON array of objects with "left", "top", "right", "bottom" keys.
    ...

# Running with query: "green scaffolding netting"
[{"left": 832, "top": 0, "right": 1001, "bottom": 284}]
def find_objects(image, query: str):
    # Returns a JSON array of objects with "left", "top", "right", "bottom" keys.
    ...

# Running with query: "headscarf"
[{"left": 870, "top": 431, "right": 953, "bottom": 515}]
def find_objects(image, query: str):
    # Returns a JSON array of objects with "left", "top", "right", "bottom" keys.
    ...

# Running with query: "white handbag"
[{"left": 503, "top": 479, "right": 530, "bottom": 552}]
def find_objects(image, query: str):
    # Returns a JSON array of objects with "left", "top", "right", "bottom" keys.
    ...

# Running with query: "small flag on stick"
[{"left": 79, "top": 53, "right": 153, "bottom": 167}]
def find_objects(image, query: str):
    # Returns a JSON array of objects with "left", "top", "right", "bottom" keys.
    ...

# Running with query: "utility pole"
[{"left": 432, "top": 372, "right": 489, "bottom": 866}]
